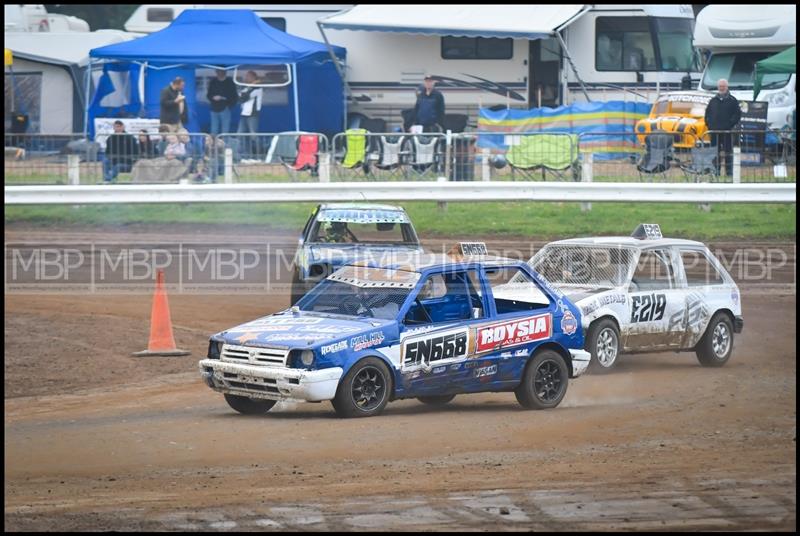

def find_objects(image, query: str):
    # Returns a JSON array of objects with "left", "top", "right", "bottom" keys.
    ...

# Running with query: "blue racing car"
[
  {"left": 200, "top": 243, "right": 590, "bottom": 418},
  {"left": 290, "top": 203, "right": 424, "bottom": 304}
]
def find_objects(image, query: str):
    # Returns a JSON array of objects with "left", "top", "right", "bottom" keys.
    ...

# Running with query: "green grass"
[{"left": 5, "top": 202, "right": 795, "bottom": 240}]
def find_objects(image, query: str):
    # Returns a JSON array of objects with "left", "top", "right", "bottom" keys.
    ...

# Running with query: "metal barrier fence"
[
  {"left": 5, "top": 129, "right": 796, "bottom": 185},
  {"left": 217, "top": 132, "right": 329, "bottom": 184}
]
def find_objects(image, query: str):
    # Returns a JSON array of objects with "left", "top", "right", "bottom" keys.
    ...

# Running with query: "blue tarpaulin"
[{"left": 87, "top": 10, "right": 346, "bottom": 138}]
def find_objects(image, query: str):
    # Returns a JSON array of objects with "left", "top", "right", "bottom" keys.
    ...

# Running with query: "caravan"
[
  {"left": 319, "top": 5, "right": 701, "bottom": 125},
  {"left": 694, "top": 5, "right": 796, "bottom": 129}
]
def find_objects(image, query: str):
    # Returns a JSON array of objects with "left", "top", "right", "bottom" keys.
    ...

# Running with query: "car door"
[
  {"left": 399, "top": 269, "right": 487, "bottom": 395},
  {"left": 624, "top": 247, "right": 687, "bottom": 350}
]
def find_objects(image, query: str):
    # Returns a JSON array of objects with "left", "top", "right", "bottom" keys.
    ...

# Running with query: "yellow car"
[{"left": 635, "top": 91, "right": 714, "bottom": 149}]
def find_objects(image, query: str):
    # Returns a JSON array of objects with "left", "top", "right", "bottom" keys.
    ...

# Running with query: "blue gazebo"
[{"left": 87, "top": 9, "right": 346, "bottom": 137}]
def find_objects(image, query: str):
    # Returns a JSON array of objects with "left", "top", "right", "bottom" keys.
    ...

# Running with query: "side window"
[
  {"left": 485, "top": 266, "right": 550, "bottom": 315},
  {"left": 631, "top": 250, "right": 675, "bottom": 291},
  {"left": 681, "top": 250, "right": 725, "bottom": 286},
  {"left": 596, "top": 17, "right": 657, "bottom": 72},
  {"left": 405, "top": 271, "right": 481, "bottom": 325}
]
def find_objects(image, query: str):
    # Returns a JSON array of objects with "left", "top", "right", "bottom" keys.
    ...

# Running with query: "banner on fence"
[{"left": 477, "top": 101, "right": 650, "bottom": 159}]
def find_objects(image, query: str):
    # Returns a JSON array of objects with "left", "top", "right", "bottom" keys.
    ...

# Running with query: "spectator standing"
[
  {"left": 160, "top": 76, "right": 188, "bottom": 131},
  {"left": 413, "top": 75, "right": 445, "bottom": 132},
  {"left": 207, "top": 69, "right": 238, "bottom": 136},
  {"left": 704, "top": 78, "right": 741, "bottom": 176},
  {"left": 237, "top": 70, "right": 263, "bottom": 157},
  {"left": 103, "top": 120, "right": 138, "bottom": 183}
]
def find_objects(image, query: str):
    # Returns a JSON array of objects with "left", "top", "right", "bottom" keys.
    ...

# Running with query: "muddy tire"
[
  {"left": 224, "top": 394, "right": 276, "bottom": 415},
  {"left": 586, "top": 319, "right": 620, "bottom": 373},
  {"left": 332, "top": 358, "right": 392, "bottom": 418},
  {"left": 417, "top": 394, "right": 456, "bottom": 406},
  {"left": 696, "top": 312, "right": 734, "bottom": 367},
  {"left": 515, "top": 350, "right": 569, "bottom": 410}
]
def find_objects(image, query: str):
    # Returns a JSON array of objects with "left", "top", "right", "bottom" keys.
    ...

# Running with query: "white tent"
[{"left": 4, "top": 31, "right": 138, "bottom": 133}]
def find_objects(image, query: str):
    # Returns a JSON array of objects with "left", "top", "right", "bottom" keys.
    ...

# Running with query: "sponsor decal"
[
  {"left": 668, "top": 293, "right": 709, "bottom": 333},
  {"left": 582, "top": 293, "right": 626, "bottom": 317},
  {"left": 263, "top": 333, "right": 326, "bottom": 342},
  {"left": 464, "top": 360, "right": 479, "bottom": 369},
  {"left": 432, "top": 366, "right": 446, "bottom": 375},
  {"left": 449, "top": 363, "right": 462, "bottom": 371},
  {"left": 630, "top": 293, "right": 667, "bottom": 323},
  {"left": 499, "top": 352, "right": 513, "bottom": 358},
  {"left": 351, "top": 331, "right": 386, "bottom": 352},
  {"left": 561, "top": 310, "right": 578, "bottom": 336},
  {"left": 256, "top": 317, "right": 322, "bottom": 326},
  {"left": 582, "top": 302, "right": 599, "bottom": 317},
  {"left": 474, "top": 364, "right": 498, "bottom": 378},
  {"left": 321, "top": 340, "right": 348, "bottom": 355},
  {"left": 514, "top": 349, "right": 528, "bottom": 357},
  {"left": 476, "top": 314, "right": 552, "bottom": 352},
  {"left": 402, "top": 328, "right": 469, "bottom": 368}
]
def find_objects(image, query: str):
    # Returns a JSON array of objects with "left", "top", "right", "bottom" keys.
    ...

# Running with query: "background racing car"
[
  {"left": 200, "top": 243, "right": 590, "bottom": 418},
  {"left": 290, "top": 203, "right": 424, "bottom": 304},
  {"left": 527, "top": 224, "right": 743, "bottom": 372}
]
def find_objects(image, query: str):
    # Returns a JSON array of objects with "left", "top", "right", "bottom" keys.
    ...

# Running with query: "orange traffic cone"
[{"left": 132, "top": 270, "right": 190, "bottom": 357}]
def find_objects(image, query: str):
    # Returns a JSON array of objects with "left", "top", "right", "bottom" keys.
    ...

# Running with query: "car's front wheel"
[
  {"left": 332, "top": 358, "right": 392, "bottom": 418},
  {"left": 224, "top": 393, "right": 276, "bottom": 415},
  {"left": 515, "top": 350, "right": 569, "bottom": 410},
  {"left": 696, "top": 312, "right": 734, "bottom": 367},
  {"left": 587, "top": 319, "right": 621, "bottom": 373}
]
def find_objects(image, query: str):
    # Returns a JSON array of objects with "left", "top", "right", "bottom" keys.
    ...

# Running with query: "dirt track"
[{"left": 4, "top": 224, "right": 797, "bottom": 531}]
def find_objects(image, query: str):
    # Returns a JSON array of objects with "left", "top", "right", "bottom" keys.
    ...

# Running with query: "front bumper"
[
  {"left": 734, "top": 316, "right": 744, "bottom": 334},
  {"left": 569, "top": 349, "right": 591, "bottom": 378},
  {"left": 198, "top": 359, "right": 343, "bottom": 402}
]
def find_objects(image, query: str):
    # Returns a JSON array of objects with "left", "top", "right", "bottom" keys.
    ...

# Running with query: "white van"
[{"left": 694, "top": 5, "right": 796, "bottom": 129}]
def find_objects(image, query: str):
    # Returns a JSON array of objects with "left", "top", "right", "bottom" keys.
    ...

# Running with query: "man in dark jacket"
[
  {"left": 413, "top": 75, "right": 445, "bottom": 132},
  {"left": 103, "top": 120, "right": 139, "bottom": 183},
  {"left": 207, "top": 69, "right": 238, "bottom": 136},
  {"left": 160, "top": 76, "right": 188, "bottom": 131},
  {"left": 704, "top": 78, "right": 741, "bottom": 176}
]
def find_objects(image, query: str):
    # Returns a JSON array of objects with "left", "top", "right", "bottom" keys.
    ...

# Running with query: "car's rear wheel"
[
  {"left": 332, "top": 358, "right": 392, "bottom": 418},
  {"left": 587, "top": 319, "right": 620, "bottom": 373},
  {"left": 417, "top": 394, "right": 456, "bottom": 406},
  {"left": 515, "top": 350, "right": 569, "bottom": 410},
  {"left": 224, "top": 393, "right": 276, "bottom": 415},
  {"left": 696, "top": 312, "right": 734, "bottom": 367}
]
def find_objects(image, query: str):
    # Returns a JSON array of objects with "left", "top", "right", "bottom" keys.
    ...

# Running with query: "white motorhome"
[
  {"left": 125, "top": 5, "right": 700, "bottom": 128},
  {"left": 694, "top": 5, "right": 796, "bottom": 129},
  {"left": 124, "top": 4, "right": 351, "bottom": 38},
  {"left": 4, "top": 4, "right": 89, "bottom": 33},
  {"left": 320, "top": 5, "right": 701, "bottom": 125}
]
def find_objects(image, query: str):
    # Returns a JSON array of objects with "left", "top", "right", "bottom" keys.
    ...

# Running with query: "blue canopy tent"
[{"left": 86, "top": 10, "right": 346, "bottom": 138}]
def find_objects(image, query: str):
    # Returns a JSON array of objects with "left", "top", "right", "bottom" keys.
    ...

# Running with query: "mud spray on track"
[{"left": 4, "top": 223, "right": 796, "bottom": 531}]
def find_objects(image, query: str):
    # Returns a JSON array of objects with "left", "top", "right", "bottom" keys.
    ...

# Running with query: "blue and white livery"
[
  {"left": 200, "top": 245, "right": 590, "bottom": 418},
  {"left": 290, "top": 203, "right": 424, "bottom": 304}
]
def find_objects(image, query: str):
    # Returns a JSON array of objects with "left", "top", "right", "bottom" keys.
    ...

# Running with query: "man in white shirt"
[{"left": 237, "top": 70, "right": 263, "bottom": 158}]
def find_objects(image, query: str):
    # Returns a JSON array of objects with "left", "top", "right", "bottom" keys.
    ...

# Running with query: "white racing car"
[{"left": 527, "top": 224, "right": 743, "bottom": 372}]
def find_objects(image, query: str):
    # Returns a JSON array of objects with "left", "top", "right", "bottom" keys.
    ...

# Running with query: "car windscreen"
[
  {"left": 530, "top": 245, "right": 634, "bottom": 288},
  {"left": 310, "top": 221, "right": 418, "bottom": 245},
  {"left": 297, "top": 279, "right": 411, "bottom": 320}
]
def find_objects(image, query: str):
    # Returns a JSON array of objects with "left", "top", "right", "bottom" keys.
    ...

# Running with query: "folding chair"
[
  {"left": 506, "top": 134, "right": 580, "bottom": 181},
  {"left": 636, "top": 132, "right": 675, "bottom": 181},
  {"left": 402, "top": 133, "right": 443, "bottom": 177},
  {"left": 371, "top": 133, "right": 407, "bottom": 179},
  {"left": 335, "top": 128, "right": 371, "bottom": 176},
  {"left": 680, "top": 143, "right": 719, "bottom": 182},
  {"left": 280, "top": 134, "right": 319, "bottom": 177}
]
